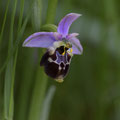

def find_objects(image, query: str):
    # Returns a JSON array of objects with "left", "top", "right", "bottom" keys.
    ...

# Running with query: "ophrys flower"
[{"left": 23, "top": 13, "right": 83, "bottom": 83}]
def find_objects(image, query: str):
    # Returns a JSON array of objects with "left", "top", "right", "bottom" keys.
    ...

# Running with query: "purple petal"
[
  {"left": 57, "top": 13, "right": 81, "bottom": 37},
  {"left": 53, "top": 32, "right": 63, "bottom": 40},
  {"left": 23, "top": 32, "right": 56, "bottom": 48},
  {"left": 66, "top": 33, "right": 79, "bottom": 40},
  {"left": 69, "top": 37, "right": 83, "bottom": 55}
]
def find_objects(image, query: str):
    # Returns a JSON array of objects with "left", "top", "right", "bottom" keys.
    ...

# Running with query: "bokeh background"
[{"left": 0, "top": 0, "right": 120, "bottom": 120}]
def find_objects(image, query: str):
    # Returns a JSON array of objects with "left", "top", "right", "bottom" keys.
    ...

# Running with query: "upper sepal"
[{"left": 57, "top": 13, "right": 81, "bottom": 37}]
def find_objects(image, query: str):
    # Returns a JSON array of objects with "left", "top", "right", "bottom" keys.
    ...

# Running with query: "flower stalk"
[{"left": 27, "top": 0, "right": 58, "bottom": 120}]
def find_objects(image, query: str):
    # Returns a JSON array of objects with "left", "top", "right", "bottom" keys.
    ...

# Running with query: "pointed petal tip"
[
  {"left": 22, "top": 41, "right": 28, "bottom": 47},
  {"left": 68, "top": 13, "right": 82, "bottom": 17},
  {"left": 79, "top": 50, "right": 83, "bottom": 55},
  {"left": 75, "top": 48, "right": 83, "bottom": 55},
  {"left": 66, "top": 33, "right": 79, "bottom": 40},
  {"left": 22, "top": 42, "right": 26, "bottom": 47},
  {"left": 77, "top": 45, "right": 83, "bottom": 55}
]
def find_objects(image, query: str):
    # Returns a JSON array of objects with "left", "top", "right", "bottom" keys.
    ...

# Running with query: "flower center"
[
  {"left": 53, "top": 40, "right": 73, "bottom": 56},
  {"left": 56, "top": 46, "right": 73, "bottom": 56}
]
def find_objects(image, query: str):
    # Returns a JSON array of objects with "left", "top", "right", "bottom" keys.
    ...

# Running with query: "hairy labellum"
[{"left": 40, "top": 46, "right": 72, "bottom": 82}]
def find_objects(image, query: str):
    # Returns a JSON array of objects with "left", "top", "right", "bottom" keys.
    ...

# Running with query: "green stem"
[
  {"left": 28, "top": 0, "right": 58, "bottom": 120},
  {"left": 28, "top": 64, "right": 48, "bottom": 120},
  {"left": 46, "top": 0, "right": 58, "bottom": 24}
]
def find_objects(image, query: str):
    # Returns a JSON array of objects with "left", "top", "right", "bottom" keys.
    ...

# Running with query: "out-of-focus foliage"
[
  {"left": 49, "top": 0, "right": 120, "bottom": 120},
  {"left": 0, "top": 0, "right": 120, "bottom": 120}
]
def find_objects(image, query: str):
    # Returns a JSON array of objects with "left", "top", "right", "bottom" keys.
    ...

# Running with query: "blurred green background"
[{"left": 0, "top": 0, "right": 120, "bottom": 120}]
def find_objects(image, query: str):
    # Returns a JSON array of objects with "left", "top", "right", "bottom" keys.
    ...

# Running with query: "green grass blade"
[
  {"left": 13, "top": 0, "right": 39, "bottom": 120},
  {"left": 46, "top": 0, "right": 58, "bottom": 24},
  {"left": 12, "top": 0, "right": 25, "bottom": 117},
  {"left": 28, "top": 65, "right": 48, "bottom": 120},
  {"left": 40, "top": 86, "right": 56, "bottom": 120},
  {"left": 4, "top": 0, "right": 18, "bottom": 119},
  {"left": 0, "top": 0, "right": 10, "bottom": 119},
  {"left": 11, "top": 2, "right": 25, "bottom": 110},
  {"left": 17, "top": 0, "right": 25, "bottom": 32},
  {"left": 4, "top": 58, "right": 13, "bottom": 119},
  {"left": 0, "top": 0, "right": 35, "bottom": 74},
  {"left": 14, "top": 49, "right": 35, "bottom": 120},
  {"left": 31, "top": 0, "right": 42, "bottom": 31},
  {"left": 8, "top": 49, "right": 18, "bottom": 119},
  {"left": 0, "top": 0, "right": 10, "bottom": 45}
]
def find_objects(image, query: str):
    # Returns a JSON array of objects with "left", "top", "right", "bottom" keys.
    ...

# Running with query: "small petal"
[
  {"left": 66, "top": 33, "right": 79, "bottom": 40},
  {"left": 23, "top": 32, "right": 56, "bottom": 48},
  {"left": 69, "top": 37, "right": 83, "bottom": 55},
  {"left": 53, "top": 32, "right": 62, "bottom": 40},
  {"left": 57, "top": 13, "right": 81, "bottom": 37}
]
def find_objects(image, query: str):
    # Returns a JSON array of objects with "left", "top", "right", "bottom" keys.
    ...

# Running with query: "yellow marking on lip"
[
  {"left": 62, "top": 47, "right": 66, "bottom": 56},
  {"left": 70, "top": 48, "right": 73, "bottom": 53},
  {"left": 62, "top": 51, "right": 65, "bottom": 56}
]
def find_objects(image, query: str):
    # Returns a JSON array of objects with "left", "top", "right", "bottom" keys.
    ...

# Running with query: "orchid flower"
[{"left": 23, "top": 13, "right": 83, "bottom": 83}]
